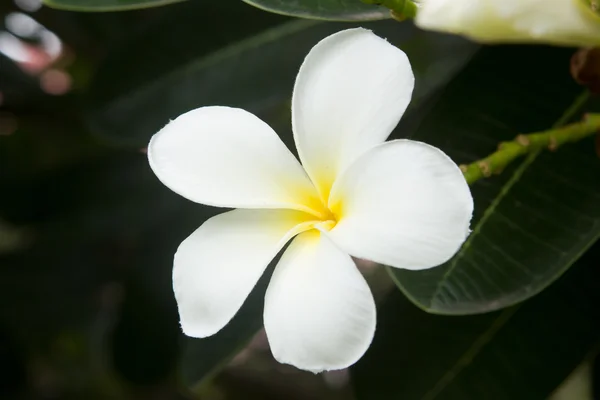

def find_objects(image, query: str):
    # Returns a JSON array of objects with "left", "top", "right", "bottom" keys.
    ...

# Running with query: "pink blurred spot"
[
  {"left": 40, "top": 69, "right": 71, "bottom": 95},
  {"left": 20, "top": 45, "right": 52, "bottom": 74}
]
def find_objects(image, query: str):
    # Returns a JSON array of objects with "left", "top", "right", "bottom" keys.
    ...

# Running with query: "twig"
[{"left": 460, "top": 113, "right": 600, "bottom": 185}]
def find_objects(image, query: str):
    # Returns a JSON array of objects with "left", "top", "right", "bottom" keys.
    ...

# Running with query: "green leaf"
[
  {"left": 0, "top": 152, "right": 209, "bottom": 340},
  {"left": 352, "top": 241, "right": 600, "bottom": 400},
  {"left": 42, "top": 0, "right": 185, "bottom": 12},
  {"left": 242, "top": 0, "right": 389, "bottom": 21},
  {"left": 87, "top": 0, "right": 289, "bottom": 113},
  {"left": 86, "top": 20, "right": 478, "bottom": 148},
  {"left": 389, "top": 45, "right": 600, "bottom": 315},
  {"left": 0, "top": 143, "right": 222, "bottom": 395}
]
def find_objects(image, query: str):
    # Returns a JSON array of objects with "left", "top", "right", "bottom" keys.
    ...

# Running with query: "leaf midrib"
[
  {"left": 420, "top": 307, "right": 519, "bottom": 400},
  {"left": 97, "top": 19, "right": 320, "bottom": 110}
]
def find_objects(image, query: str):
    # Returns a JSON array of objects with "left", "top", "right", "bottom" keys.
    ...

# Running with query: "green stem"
[
  {"left": 461, "top": 113, "right": 600, "bottom": 185},
  {"left": 361, "top": 0, "right": 418, "bottom": 20}
]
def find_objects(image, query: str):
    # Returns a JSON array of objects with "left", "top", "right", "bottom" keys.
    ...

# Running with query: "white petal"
[
  {"left": 173, "top": 208, "right": 315, "bottom": 338},
  {"left": 264, "top": 230, "right": 376, "bottom": 373},
  {"left": 292, "top": 28, "right": 414, "bottom": 201},
  {"left": 416, "top": 0, "right": 600, "bottom": 47},
  {"left": 328, "top": 140, "right": 473, "bottom": 270},
  {"left": 148, "top": 106, "right": 324, "bottom": 215}
]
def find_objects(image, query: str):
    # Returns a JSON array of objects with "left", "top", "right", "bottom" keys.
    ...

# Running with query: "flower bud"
[
  {"left": 571, "top": 47, "right": 600, "bottom": 93},
  {"left": 415, "top": 0, "right": 600, "bottom": 47}
]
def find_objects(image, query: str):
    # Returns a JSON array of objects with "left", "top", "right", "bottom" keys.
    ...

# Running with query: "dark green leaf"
[
  {"left": 242, "top": 0, "right": 389, "bottom": 21},
  {"left": 86, "top": 20, "right": 478, "bottom": 149},
  {"left": 389, "top": 45, "right": 600, "bottom": 314},
  {"left": 0, "top": 152, "right": 211, "bottom": 343},
  {"left": 352, "top": 241, "right": 600, "bottom": 400},
  {"left": 87, "top": 0, "right": 289, "bottom": 109},
  {"left": 42, "top": 0, "right": 185, "bottom": 12},
  {"left": 0, "top": 150, "right": 233, "bottom": 400}
]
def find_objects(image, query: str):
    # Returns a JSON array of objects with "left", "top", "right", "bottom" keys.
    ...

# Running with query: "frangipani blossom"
[
  {"left": 148, "top": 28, "right": 473, "bottom": 373},
  {"left": 415, "top": 0, "right": 600, "bottom": 47}
]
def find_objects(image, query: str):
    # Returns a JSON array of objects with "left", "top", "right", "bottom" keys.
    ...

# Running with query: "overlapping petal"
[
  {"left": 173, "top": 208, "right": 316, "bottom": 338},
  {"left": 148, "top": 106, "right": 324, "bottom": 215},
  {"left": 264, "top": 230, "right": 376, "bottom": 373},
  {"left": 292, "top": 28, "right": 414, "bottom": 202},
  {"left": 328, "top": 140, "right": 473, "bottom": 270}
]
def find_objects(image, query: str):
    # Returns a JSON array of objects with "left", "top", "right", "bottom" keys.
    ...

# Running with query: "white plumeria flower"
[
  {"left": 148, "top": 28, "right": 473, "bottom": 373},
  {"left": 416, "top": 0, "right": 600, "bottom": 47}
]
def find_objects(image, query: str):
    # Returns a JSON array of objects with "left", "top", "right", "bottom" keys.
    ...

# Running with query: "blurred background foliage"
[{"left": 0, "top": 0, "right": 599, "bottom": 399}]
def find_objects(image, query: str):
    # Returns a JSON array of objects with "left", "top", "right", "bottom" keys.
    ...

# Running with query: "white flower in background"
[
  {"left": 416, "top": 0, "right": 600, "bottom": 47},
  {"left": 148, "top": 28, "right": 473, "bottom": 373}
]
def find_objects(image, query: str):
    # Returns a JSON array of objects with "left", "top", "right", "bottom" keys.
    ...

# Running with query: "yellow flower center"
[
  {"left": 304, "top": 198, "right": 339, "bottom": 233},
  {"left": 295, "top": 175, "right": 343, "bottom": 233}
]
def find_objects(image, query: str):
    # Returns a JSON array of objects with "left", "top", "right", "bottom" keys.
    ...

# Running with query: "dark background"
[{"left": 1, "top": 1, "right": 599, "bottom": 399}]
